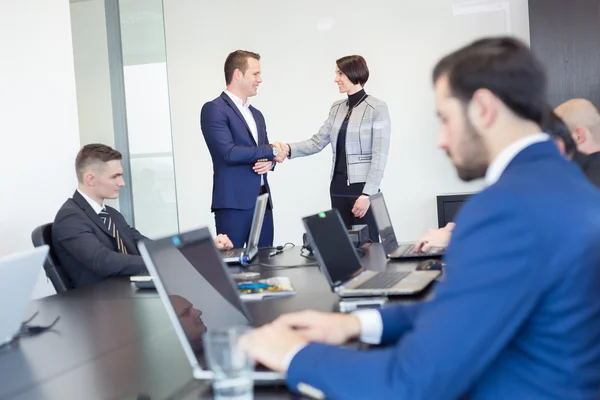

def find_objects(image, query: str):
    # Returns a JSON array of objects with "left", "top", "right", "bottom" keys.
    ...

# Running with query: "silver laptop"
[
  {"left": 0, "top": 246, "right": 49, "bottom": 346},
  {"left": 138, "top": 228, "right": 284, "bottom": 383},
  {"left": 371, "top": 192, "right": 444, "bottom": 259},
  {"left": 303, "top": 210, "right": 439, "bottom": 297},
  {"left": 221, "top": 193, "right": 269, "bottom": 264}
]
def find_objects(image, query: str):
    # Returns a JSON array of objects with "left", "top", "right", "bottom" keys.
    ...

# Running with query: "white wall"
[
  {"left": 0, "top": 0, "right": 82, "bottom": 298},
  {"left": 163, "top": 0, "right": 530, "bottom": 244},
  {"left": 70, "top": 0, "right": 115, "bottom": 149}
]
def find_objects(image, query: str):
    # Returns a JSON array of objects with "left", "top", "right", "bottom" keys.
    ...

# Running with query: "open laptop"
[
  {"left": 303, "top": 210, "right": 439, "bottom": 297},
  {"left": 371, "top": 192, "right": 445, "bottom": 259},
  {"left": 1, "top": 246, "right": 49, "bottom": 347},
  {"left": 138, "top": 227, "right": 284, "bottom": 383},
  {"left": 221, "top": 193, "right": 269, "bottom": 264}
]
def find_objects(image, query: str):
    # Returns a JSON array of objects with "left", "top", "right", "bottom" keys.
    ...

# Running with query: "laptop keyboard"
[
  {"left": 393, "top": 245, "right": 439, "bottom": 257},
  {"left": 356, "top": 271, "right": 410, "bottom": 289},
  {"left": 221, "top": 249, "right": 241, "bottom": 258}
]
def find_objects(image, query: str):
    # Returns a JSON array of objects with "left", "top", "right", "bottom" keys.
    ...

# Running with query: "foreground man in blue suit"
[{"left": 240, "top": 37, "right": 600, "bottom": 399}]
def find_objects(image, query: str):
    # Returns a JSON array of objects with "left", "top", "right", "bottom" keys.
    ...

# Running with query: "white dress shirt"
[
  {"left": 484, "top": 132, "right": 550, "bottom": 186},
  {"left": 224, "top": 90, "right": 264, "bottom": 185},
  {"left": 77, "top": 189, "right": 104, "bottom": 214}
]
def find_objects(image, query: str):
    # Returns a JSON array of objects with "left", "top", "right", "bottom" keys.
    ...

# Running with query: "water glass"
[{"left": 203, "top": 326, "right": 254, "bottom": 400}]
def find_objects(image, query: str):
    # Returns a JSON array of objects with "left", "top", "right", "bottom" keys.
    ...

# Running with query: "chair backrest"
[{"left": 31, "top": 223, "right": 73, "bottom": 293}]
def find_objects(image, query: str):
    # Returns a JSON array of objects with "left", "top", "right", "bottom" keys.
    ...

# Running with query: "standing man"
[{"left": 201, "top": 50, "right": 280, "bottom": 248}]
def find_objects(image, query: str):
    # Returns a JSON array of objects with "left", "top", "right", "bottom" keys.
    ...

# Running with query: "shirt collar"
[
  {"left": 484, "top": 133, "right": 550, "bottom": 186},
  {"left": 224, "top": 90, "right": 250, "bottom": 109},
  {"left": 77, "top": 189, "right": 104, "bottom": 214}
]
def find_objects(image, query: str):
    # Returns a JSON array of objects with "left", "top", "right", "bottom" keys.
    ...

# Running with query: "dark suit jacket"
[
  {"left": 287, "top": 142, "right": 600, "bottom": 399},
  {"left": 52, "top": 191, "right": 148, "bottom": 288},
  {"left": 574, "top": 151, "right": 600, "bottom": 187},
  {"left": 200, "top": 92, "right": 274, "bottom": 210}
]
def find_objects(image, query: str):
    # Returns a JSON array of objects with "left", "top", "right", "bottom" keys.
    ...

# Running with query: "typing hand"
[
  {"left": 274, "top": 310, "right": 362, "bottom": 345},
  {"left": 352, "top": 195, "right": 370, "bottom": 218},
  {"left": 413, "top": 222, "right": 455, "bottom": 253},
  {"left": 214, "top": 234, "right": 233, "bottom": 250},
  {"left": 253, "top": 160, "right": 273, "bottom": 175},
  {"left": 239, "top": 323, "right": 307, "bottom": 373},
  {"left": 273, "top": 142, "right": 290, "bottom": 163}
]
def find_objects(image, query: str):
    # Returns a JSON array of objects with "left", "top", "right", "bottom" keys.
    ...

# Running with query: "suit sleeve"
[
  {"left": 201, "top": 102, "right": 273, "bottom": 164},
  {"left": 288, "top": 105, "right": 336, "bottom": 158},
  {"left": 287, "top": 192, "right": 540, "bottom": 399},
  {"left": 53, "top": 210, "right": 145, "bottom": 277},
  {"left": 116, "top": 213, "right": 149, "bottom": 245}
]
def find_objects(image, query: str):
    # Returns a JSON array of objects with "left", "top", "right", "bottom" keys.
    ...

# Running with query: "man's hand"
[
  {"left": 274, "top": 310, "right": 362, "bottom": 345},
  {"left": 413, "top": 222, "right": 455, "bottom": 253},
  {"left": 352, "top": 195, "right": 370, "bottom": 218},
  {"left": 272, "top": 142, "right": 290, "bottom": 163},
  {"left": 239, "top": 323, "right": 308, "bottom": 373},
  {"left": 214, "top": 234, "right": 233, "bottom": 250},
  {"left": 253, "top": 160, "right": 273, "bottom": 175}
]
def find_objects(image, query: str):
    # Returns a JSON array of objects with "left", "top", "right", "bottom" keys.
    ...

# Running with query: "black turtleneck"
[{"left": 333, "top": 89, "right": 367, "bottom": 177}]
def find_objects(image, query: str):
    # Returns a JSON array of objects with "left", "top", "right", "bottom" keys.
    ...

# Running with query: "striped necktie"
[{"left": 99, "top": 208, "right": 128, "bottom": 254}]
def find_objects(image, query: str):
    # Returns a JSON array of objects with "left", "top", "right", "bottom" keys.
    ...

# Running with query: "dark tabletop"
[{"left": 0, "top": 244, "right": 435, "bottom": 400}]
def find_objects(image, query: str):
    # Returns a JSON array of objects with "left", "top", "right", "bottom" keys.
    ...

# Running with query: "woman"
[{"left": 277, "top": 55, "right": 391, "bottom": 242}]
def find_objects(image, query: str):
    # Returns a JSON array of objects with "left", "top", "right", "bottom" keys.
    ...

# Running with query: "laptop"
[
  {"left": 303, "top": 210, "right": 440, "bottom": 297},
  {"left": 138, "top": 227, "right": 284, "bottom": 383},
  {"left": 221, "top": 193, "right": 269, "bottom": 264},
  {"left": 371, "top": 192, "right": 445, "bottom": 259},
  {"left": 0, "top": 246, "right": 49, "bottom": 347}
]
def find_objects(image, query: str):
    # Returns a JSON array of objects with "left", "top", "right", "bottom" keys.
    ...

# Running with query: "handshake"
[
  {"left": 272, "top": 142, "right": 290, "bottom": 163},
  {"left": 253, "top": 142, "right": 290, "bottom": 175}
]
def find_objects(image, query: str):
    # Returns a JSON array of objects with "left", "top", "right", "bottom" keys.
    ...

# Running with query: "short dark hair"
[
  {"left": 224, "top": 50, "right": 261, "bottom": 85},
  {"left": 75, "top": 144, "right": 122, "bottom": 182},
  {"left": 432, "top": 37, "right": 547, "bottom": 125},
  {"left": 543, "top": 110, "right": 576, "bottom": 157},
  {"left": 336, "top": 55, "right": 369, "bottom": 86}
]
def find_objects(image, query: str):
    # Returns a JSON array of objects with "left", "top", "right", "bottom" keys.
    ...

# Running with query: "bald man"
[{"left": 555, "top": 98, "right": 600, "bottom": 187}]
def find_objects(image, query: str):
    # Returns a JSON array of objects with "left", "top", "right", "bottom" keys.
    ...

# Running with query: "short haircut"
[
  {"left": 336, "top": 55, "right": 370, "bottom": 86},
  {"left": 224, "top": 50, "right": 261, "bottom": 85},
  {"left": 432, "top": 37, "right": 547, "bottom": 125},
  {"left": 75, "top": 144, "right": 122, "bottom": 183},
  {"left": 543, "top": 110, "right": 576, "bottom": 157}
]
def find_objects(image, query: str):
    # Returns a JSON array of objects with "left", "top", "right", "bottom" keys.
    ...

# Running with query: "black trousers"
[{"left": 329, "top": 175, "right": 379, "bottom": 243}]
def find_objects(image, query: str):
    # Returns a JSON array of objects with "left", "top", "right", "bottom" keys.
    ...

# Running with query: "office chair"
[{"left": 31, "top": 223, "right": 73, "bottom": 293}]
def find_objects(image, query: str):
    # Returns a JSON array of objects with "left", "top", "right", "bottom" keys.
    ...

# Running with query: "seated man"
[
  {"left": 240, "top": 37, "right": 600, "bottom": 399},
  {"left": 414, "top": 109, "right": 578, "bottom": 253},
  {"left": 555, "top": 98, "right": 600, "bottom": 187},
  {"left": 53, "top": 144, "right": 232, "bottom": 288}
]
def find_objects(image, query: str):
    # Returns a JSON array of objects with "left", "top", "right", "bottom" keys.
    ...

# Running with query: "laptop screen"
[
  {"left": 246, "top": 193, "right": 269, "bottom": 250},
  {"left": 140, "top": 229, "right": 251, "bottom": 356},
  {"left": 303, "top": 210, "right": 363, "bottom": 287},
  {"left": 370, "top": 193, "right": 399, "bottom": 255}
]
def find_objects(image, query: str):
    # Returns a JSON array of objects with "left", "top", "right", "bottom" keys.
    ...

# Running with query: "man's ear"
[
  {"left": 233, "top": 68, "right": 243, "bottom": 81},
  {"left": 83, "top": 171, "right": 95, "bottom": 186},
  {"left": 573, "top": 127, "right": 588, "bottom": 145},
  {"left": 468, "top": 89, "right": 496, "bottom": 129}
]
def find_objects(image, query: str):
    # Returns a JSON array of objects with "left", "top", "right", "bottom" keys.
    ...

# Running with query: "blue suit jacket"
[
  {"left": 200, "top": 92, "right": 274, "bottom": 210},
  {"left": 288, "top": 141, "right": 600, "bottom": 399}
]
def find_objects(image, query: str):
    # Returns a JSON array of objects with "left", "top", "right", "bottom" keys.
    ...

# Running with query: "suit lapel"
[
  {"left": 72, "top": 191, "right": 114, "bottom": 240},
  {"left": 106, "top": 208, "right": 137, "bottom": 255},
  {"left": 249, "top": 106, "right": 265, "bottom": 145},
  {"left": 220, "top": 92, "right": 257, "bottom": 145}
]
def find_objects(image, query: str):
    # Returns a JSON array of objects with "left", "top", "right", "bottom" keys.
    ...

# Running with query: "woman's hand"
[{"left": 352, "top": 195, "right": 370, "bottom": 218}]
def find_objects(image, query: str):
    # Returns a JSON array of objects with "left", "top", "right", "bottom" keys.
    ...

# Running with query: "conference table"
[{"left": 0, "top": 243, "right": 437, "bottom": 400}]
